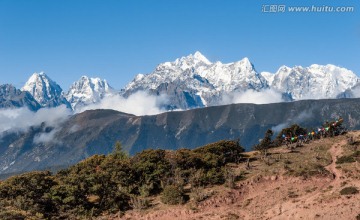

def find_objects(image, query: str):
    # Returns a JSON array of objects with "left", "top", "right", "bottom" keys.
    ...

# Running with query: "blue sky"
[{"left": 0, "top": 0, "right": 359, "bottom": 90}]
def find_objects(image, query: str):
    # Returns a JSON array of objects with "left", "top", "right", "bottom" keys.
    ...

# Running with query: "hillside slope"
[
  {"left": 118, "top": 132, "right": 360, "bottom": 220},
  {"left": 1, "top": 130, "right": 359, "bottom": 219},
  {"left": 1, "top": 98, "right": 360, "bottom": 176}
]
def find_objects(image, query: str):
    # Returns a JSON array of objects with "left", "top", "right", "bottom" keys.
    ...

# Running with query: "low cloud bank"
[
  {"left": 0, "top": 105, "right": 72, "bottom": 134},
  {"left": 0, "top": 92, "right": 168, "bottom": 144},
  {"left": 220, "top": 89, "right": 284, "bottom": 105},
  {"left": 77, "top": 91, "right": 169, "bottom": 116}
]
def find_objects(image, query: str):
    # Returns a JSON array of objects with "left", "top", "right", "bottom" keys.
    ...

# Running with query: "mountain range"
[
  {"left": 1, "top": 52, "right": 360, "bottom": 177},
  {"left": 0, "top": 51, "right": 359, "bottom": 112}
]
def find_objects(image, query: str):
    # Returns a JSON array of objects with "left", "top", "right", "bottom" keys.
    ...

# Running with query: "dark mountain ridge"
[
  {"left": 0, "top": 84, "right": 41, "bottom": 111},
  {"left": 1, "top": 98, "right": 360, "bottom": 177}
]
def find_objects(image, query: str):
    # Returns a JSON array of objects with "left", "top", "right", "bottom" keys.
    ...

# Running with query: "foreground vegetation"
[{"left": 0, "top": 140, "right": 245, "bottom": 219}]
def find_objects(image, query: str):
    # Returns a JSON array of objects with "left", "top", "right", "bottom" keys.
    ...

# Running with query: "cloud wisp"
[{"left": 271, "top": 109, "right": 314, "bottom": 133}]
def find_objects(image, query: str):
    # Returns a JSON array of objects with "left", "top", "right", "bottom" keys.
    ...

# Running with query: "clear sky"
[{"left": 0, "top": 0, "right": 359, "bottom": 90}]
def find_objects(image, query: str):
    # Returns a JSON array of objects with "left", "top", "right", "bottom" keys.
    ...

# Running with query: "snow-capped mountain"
[
  {"left": 266, "top": 64, "right": 359, "bottom": 100},
  {"left": 65, "top": 76, "right": 117, "bottom": 110},
  {"left": 2, "top": 52, "right": 359, "bottom": 112},
  {"left": 22, "top": 72, "right": 71, "bottom": 108},
  {"left": 124, "top": 51, "right": 358, "bottom": 109},
  {"left": 124, "top": 51, "right": 268, "bottom": 109}
]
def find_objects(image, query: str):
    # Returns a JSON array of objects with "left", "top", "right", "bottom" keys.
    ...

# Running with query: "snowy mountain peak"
[
  {"left": 124, "top": 52, "right": 268, "bottom": 109},
  {"left": 172, "top": 51, "right": 212, "bottom": 68},
  {"left": 277, "top": 65, "right": 291, "bottom": 72},
  {"left": 22, "top": 72, "right": 70, "bottom": 108},
  {"left": 193, "top": 51, "right": 212, "bottom": 65},
  {"left": 233, "top": 57, "right": 255, "bottom": 71},
  {"left": 65, "top": 75, "right": 116, "bottom": 110},
  {"left": 24, "top": 72, "right": 48, "bottom": 86},
  {"left": 238, "top": 57, "right": 251, "bottom": 65}
]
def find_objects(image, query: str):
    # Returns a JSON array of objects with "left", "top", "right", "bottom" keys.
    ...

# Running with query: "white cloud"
[
  {"left": 0, "top": 92, "right": 168, "bottom": 144},
  {"left": 33, "top": 128, "right": 60, "bottom": 144},
  {"left": 271, "top": 109, "right": 314, "bottom": 133},
  {"left": 271, "top": 123, "right": 288, "bottom": 133},
  {"left": 351, "top": 87, "right": 360, "bottom": 98},
  {"left": 69, "top": 124, "right": 80, "bottom": 133},
  {"left": 76, "top": 91, "right": 169, "bottom": 116},
  {"left": 0, "top": 105, "right": 72, "bottom": 133},
  {"left": 220, "top": 89, "right": 284, "bottom": 105}
]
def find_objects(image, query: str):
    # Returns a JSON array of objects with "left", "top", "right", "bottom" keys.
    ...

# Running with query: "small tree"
[
  {"left": 160, "top": 185, "right": 185, "bottom": 205},
  {"left": 254, "top": 129, "right": 273, "bottom": 156},
  {"left": 112, "top": 141, "right": 128, "bottom": 160}
]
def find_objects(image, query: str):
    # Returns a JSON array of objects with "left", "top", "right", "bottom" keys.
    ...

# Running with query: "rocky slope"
[{"left": 0, "top": 84, "right": 41, "bottom": 111}]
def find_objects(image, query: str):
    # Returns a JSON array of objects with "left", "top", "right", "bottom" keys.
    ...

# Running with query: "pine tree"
[{"left": 112, "top": 141, "right": 128, "bottom": 160}]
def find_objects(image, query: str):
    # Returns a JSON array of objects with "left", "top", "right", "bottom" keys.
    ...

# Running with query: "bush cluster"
[
  {"left": 0, "top": 140, "right": 244, "bottom": 219},
  {"left": 160, "top": 185, "right": 185, "bottom": 205},
  {"left": 340, "top": 186, "right": 359, "bottom": 195},
  {"left": 336, "top": 151, "right": 360, "bottom": 164}
]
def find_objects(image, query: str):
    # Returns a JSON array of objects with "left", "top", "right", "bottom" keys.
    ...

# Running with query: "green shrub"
[
  {"left": 160, "top": 185, "right": 185, "bottom": 205},
  {"left": 287, "top": 164, "right": 329, "bottom": 179},
  {"left": 336, "top": 155, "right": 355, "bottom": 164},
  {"left": 0, "top": 209, "right": 26, "bottom": 220},
  {"left": 340, "top": 186, "right": 359, "bottom": 195},
  {"left": 193, "top": 140, "right": 244, "bottom": 166},
  {"left": 172, "top": 149, "right": 204, "bottom": 170},
  {"left": 0, "top": 139, "right": 246, "bottom": 218},
  {"left": 0, "top": 171, "right": 56, "bottom": 217},
  {"left": 131, "top": 149, "right": 172, "bottom": 195},
  {"left": 352, "top": 151, "right": 360, "bottom": 157}
]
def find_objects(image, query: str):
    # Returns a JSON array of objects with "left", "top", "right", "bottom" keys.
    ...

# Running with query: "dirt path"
[
  {"left": 325, "top": 140, "right": 346, "bottom": 185},
  {"left": 261, "top": 139, "right": 348, "bottom": 220}
]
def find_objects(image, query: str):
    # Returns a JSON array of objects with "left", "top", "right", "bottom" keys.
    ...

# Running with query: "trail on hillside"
[
  {"left": 262, "top": 139, "right": 348, "bottom": 220},
  {"left": 325, "top": 140, "right": 346, "bottom": 186},
  {"left": 117, "top": 136, "right": 360, "bottom": 220}
]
